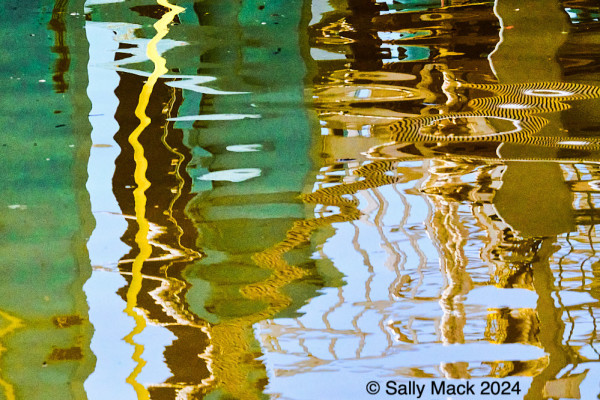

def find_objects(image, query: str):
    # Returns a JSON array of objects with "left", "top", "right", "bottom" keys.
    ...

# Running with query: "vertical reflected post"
[
  {"left": 489, "top": 0, "right": 573, "bottom": 396},
  {"left": 123, "top": 1, "right": 185, "bottom": 398}
]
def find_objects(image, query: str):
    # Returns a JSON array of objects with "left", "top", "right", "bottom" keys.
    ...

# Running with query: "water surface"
[{"left": 2, "top": 0, "right": 600, "bottom": 399}]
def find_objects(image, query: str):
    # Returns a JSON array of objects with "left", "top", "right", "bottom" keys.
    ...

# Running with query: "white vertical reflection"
[{"left": 83, "top": 21, "right": 136, "bottom": 400}]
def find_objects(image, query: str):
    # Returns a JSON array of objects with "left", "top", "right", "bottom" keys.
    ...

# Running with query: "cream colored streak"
[{"left": 488, "top": 0, "right": 504, "bottom": 79}]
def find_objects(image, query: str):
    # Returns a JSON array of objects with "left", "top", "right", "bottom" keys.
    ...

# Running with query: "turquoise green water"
[{"left": 2, "top": 0, "right": 600, "bottom": 399}]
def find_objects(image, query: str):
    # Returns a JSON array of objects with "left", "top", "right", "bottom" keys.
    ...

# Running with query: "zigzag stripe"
[
  {"left": 461, "top": 81, "right": 600, "bottom": 100},
  {"left": 385, "top": 113, "right": 549, "bottom": 142},
  {"left": 368, "top": 142, "right": 600, "bottom": 163},
  {"left": 468, "top": 95, "right": 572, "bottom": 118},
  {"left": 302, "top": 176, "right": 399, "bottom": 206},
  {"left": 355, "top": 160, "right": 399, "bottom": 177}
]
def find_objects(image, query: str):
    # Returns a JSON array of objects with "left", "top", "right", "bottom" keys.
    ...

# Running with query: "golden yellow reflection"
[
  {"left": 123, "top": 1, "right": 185, "bottom": 398},
  {"left": 160, "top": 89, "right": 201, "bottom": 262}
]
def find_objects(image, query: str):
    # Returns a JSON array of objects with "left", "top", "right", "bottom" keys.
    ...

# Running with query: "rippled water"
[{"left": 2, "top": 0, "right": 600, "bottom": 399}]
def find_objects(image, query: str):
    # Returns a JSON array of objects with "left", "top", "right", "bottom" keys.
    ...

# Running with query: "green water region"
[{"left": 1, "top": 0, "right": 600, "bottom": 399}]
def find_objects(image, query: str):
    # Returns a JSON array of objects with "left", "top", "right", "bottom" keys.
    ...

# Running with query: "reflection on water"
[
  {"left": 263, "top": 0, "right": 600, "bottom": 399},
  {"left": 84, "top": 0, "right": 316, "bottom": 398},
  {"left": 4, "top": 0, "right": 600, "bottom": 399}
]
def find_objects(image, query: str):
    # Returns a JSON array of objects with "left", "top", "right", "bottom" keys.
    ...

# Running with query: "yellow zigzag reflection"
[{"left": 124, "top": 1, "right": 185, "bottom": 399}]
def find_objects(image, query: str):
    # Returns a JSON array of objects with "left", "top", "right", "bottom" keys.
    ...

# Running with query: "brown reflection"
[
  {"left": 130, "top": 4, "right": 182, "bottom": 24},
  {"left": 113, "top": 75, "right": 199, "bottom": 261},
  {"left": 110, "top": 64, "right": 210, "bottom": 396},
  {"left": 88, "top": 0, "right": 327, "bottom": 397},
  {"left": 47, "top": 0, "right": 70, "bottom": 93}
]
